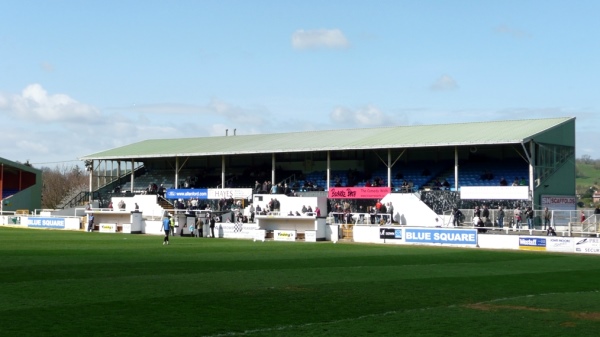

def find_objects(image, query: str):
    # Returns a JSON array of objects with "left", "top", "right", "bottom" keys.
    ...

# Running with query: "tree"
[{"left": 41, "top": 165, "right": 88, "bottom": 209}]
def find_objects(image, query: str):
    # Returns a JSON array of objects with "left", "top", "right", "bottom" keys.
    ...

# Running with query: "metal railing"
[{"left": 443, "top": 208, "right": 600, "bottom": 236}]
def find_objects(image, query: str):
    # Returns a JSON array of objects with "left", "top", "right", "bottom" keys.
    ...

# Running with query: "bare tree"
[{"left": 41, "top": 165, "right": 88, "bottom": 209}]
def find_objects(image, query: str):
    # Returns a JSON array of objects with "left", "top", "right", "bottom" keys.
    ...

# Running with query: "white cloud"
[
  {"left": 114, "top": 98, "right": 271, "bottom": 127},
  {"left": 330, "top": 105, "right": 386, "bottom": 126},
  {"left": 495, "top": 24, "right": 531, "bottom": 39},
  {"left": 292, "top": 29, "right": 349, "bottom": 50},
  {"left": 430, "top": 75, "right": 459, "bottom": 91},
  {"left": 0, "top": 84, "right": 101, "bottom": 122},
  {"left": 41, "top": 62, "right": 55, "bottom": 72},
  {"left": 206, "top": 98, "right": 271, "bottom": 126}
]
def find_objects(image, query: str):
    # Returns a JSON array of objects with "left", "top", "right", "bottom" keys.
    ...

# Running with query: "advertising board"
[
  {"left": 404, "top": 228, "right": 477, "bottom": 246},
  {"left": 546, "top": 237, "right": 574, "bottom": 253},
  {"left": 27, "top": 217, "right": 65, "bottom": 229},
  {"left": 328, "top": 187, "right": 390, "bottom": 199},
  {"left": 99, "top": 223, "right": 117, "bottom": 233},
  {"left": 519, "top": 237, "right": 546, "bottom": 251},
  {"left": 274, "top": 230, "right": 296, "bottom": 242},
  {"left": 574, "top": 238, "right": 600, "bottom": 254},
  {"left": 379, "top": 227, "right": 402, "bottom": 240}
]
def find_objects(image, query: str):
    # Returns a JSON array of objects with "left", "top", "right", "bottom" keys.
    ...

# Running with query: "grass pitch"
[{"left": 1, "top": 227, "right": 599, "bottom": 336}]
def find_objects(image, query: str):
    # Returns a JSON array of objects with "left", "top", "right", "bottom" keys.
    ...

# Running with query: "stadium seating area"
[{"left": 119, "top": 159, "right": 529, "bottom": 194}]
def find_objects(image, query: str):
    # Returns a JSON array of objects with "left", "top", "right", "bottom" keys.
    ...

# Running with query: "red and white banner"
[{"left": 328, "top": 187, "right": 391, "bottom": 199}]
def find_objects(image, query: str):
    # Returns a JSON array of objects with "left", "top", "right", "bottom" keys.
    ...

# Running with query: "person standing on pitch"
[
  {"left": 209, "top": 215, "right": 216, "bottom": 238},
  {"left": 87, "top": 214, "right": 95, "bottom": 232},
  {"left": 169, "top": 215, "right": 175, "bottom": 236},
  {"left": 162, "top": 215, "right": 171, "bottom": 245},
  {"left": 195, "top": 217, "right": 204, "bottom": 238}
]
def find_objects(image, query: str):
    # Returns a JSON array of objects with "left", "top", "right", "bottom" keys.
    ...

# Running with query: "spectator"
[
  {"left": 474, "top": 206, "right": 481, "bottom": 219},
  {"left": 497, "top": 206, "right": 505, "bottom": 229},
  {"left": 514, "top": 207, "right": 522, "bottom": 230},
  {"left": 525, "top": 206, "right": 534, "bottom": 229},
  {"left": 543, "top": 207, "right": 551, "bottom": 230},
  {"left": 499, "top": 177, "right": 507, "bottom": 186},
  {"left": 452, "top": 207, "right": 462, "bottom": 227},
  {"left": 442, "top": 179, "right": 450, "bottom": 189},
  {"left": 401, "top": 180, "right": 409, "bottom": 192},
  {"left": 482, "top": 205, "right": 490, "bottom": 225}
]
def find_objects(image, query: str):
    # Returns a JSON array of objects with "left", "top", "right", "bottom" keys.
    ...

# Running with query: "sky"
[{"left": 1, "top": 1, "right": 599, "bottom": 168}]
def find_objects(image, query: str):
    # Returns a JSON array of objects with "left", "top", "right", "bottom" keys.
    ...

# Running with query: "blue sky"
[{"left": 1, "top": 1, "right": 598, "bottom": 167}]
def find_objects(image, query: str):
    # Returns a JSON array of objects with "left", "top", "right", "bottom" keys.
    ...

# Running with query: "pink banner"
[{"left": 328, "top": 187, "right": 391, "bottom": 199}]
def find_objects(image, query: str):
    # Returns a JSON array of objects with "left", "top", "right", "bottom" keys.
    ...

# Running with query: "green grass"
[{"left": 1, "top": 227, "right": 600, "bottom": 336}]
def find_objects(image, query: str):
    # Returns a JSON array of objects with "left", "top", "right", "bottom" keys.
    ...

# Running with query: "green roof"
[{"left": 80, "top": 117, "right": 574, "bottom": 160}]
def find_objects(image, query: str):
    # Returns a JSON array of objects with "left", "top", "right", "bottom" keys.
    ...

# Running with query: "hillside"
[{"left": 575, "top": 157, "right": 600, "bottom": 207}]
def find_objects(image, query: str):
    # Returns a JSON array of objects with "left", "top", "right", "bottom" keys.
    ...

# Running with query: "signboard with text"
[
  {"left": 99, "top": 223, "right": 117, "bottom": 233},
  {"left": 519, "top": 237, "right": 546, "bottom": 251},
  {"left": 328, "top": 187, "right": 391, "bottom": 199},
  {"left": 404, "top": 228, "right": 477, "bottom": 246},
  {"left": 166, "top": 188, "right": 252, "bottom": 200},
  {"left": 546, "top": 237, "right": 574, "bottom": 253},
  {"left": 27, "top": 217, "right": 65, "bottom": 229},
  {"left": 541, "top": 195, "right": 577, "bottom": 211},
  {"left": 274, "top": 230, "right": 297, "bottom": 242},
  {"left": 379, "top": 227, "right": 402, "bottom": 240},
  {"left": 574, "top": 238, "right": 600, "bottom": 254}
]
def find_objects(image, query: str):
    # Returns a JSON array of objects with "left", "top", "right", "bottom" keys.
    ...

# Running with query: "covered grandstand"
[
  {"left": 0, "top": 157, "right": 42, "bottom": 213},
  {"left": 79, "top": 117, "right": 575, "bottom": 211}
]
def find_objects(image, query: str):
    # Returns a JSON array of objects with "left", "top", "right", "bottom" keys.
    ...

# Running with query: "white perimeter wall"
[{"left": 382, "top": 193, "right": 441, "bottom": 227}]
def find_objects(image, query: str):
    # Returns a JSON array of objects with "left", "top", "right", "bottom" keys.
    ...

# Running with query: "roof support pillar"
[
  {"left": 454, "top": 147, "right": 459, "bottom": 191},
  {"left": 529, "top": 141, "right": 535, "bottom": 206},
  {"left": 376, "top": 150, "right": 404, "bottom": 187},
  {"left": 387, "top": 149, "right": 391, "bottom": 188},
  {"left": 103, "top": 160, "right": 107, "bottom": 187},
  {"left": 174, "top": 157, "right": 179, "bottom": 190},
  {"left": 117, "top": 161, "right": 121, "bottom": 188},
  {"left": 327, "top": 151, "right": 331, "bottom": 190},
  {"left": 97, "top": 160, "right": 101, "bottom": 191},
  {"left": 520, "top": 141, "right": 534, "bottom": 206},
  {"left": 221, "top": 155, "right": 226, "bottom": 188},
  {"left": 271, "top": 154, "right": 275, "bottom": 187},
  {"left": 131, "top": 159, "right": 135, "bottom": 193},
  {"left": 88, "top": 160, "right": 93, "bottom": 203}
]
